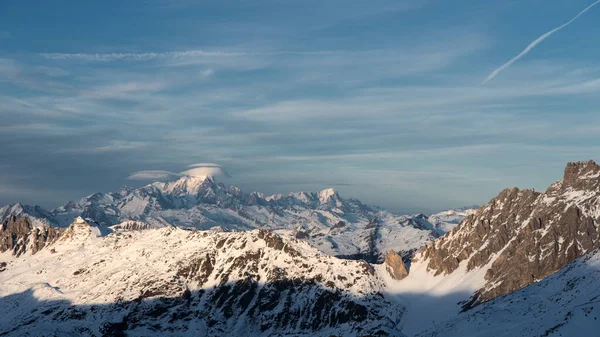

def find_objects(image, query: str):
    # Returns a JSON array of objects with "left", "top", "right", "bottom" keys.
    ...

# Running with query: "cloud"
[
  {"left": 182, "top": 163, "right": 231, "bottom": 178},
  {"left": 39, "top": 50, "right": 335, "bottom": 62},
  {"left": 61, "top": 141, "right": 147, "bottom": 154},
  {"left": 80, "top": 81, "right": 168, "bottom": 100},
  {"left": 127, "top": 164, "right": 230, "bottom": 182},
  {"left": 482, "top": 0, "right": 600, "bottom": 84},
  {"left": 199, "top": 69, "right": 214, "bottom": 79},
  {"left": 127, "top": 170, "right": 183, "bottom": 181},
  {"left": 0, "top": 58, "right": 72, "bottom": 93}
]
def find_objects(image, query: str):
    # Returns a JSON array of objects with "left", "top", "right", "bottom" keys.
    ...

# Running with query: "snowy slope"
[
  {"left": 0, "top": 218, "right": 406, "bottom": 336},
  {"left": 3, "top": 214, "right": 600, "bottom": 337},
  {"left": 416, "top": 248, "right": 600, "bottom": 337}
]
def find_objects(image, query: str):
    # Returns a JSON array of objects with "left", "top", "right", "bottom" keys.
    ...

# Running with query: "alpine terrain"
[
  {"left": 0, "top": 175, "right": 474, "bottom": 262},
  {"left": 0, "top": 161, "right": 599, "bottom": 336}
]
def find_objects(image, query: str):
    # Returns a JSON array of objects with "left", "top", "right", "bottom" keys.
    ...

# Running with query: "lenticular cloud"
[
  {"left": 181, "top": 163, "right": 231, "bottom": 178},
  {"left": 127, "top": 163, "right": 230, "bottom": 181},
  {"left": 127, "top": 170, "right": 182, "bottom": 181}
]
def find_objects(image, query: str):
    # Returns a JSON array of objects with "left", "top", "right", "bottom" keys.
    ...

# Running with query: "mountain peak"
[
  {"left": 61, "top": 216, "right": 104, "bottom": 241},
  {"left": 564, "top": 160, "right": 600, "bottom": 185},
  {"left": 318, "top": 188, "right": 339, "bottom": 203},
  {"left": 159, "top": 175, "right": 214, "bottom": 195}
]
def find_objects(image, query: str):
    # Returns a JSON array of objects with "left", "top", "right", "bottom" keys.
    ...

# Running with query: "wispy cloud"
[
  {"left": 61, "top": 141, "right": 148, "bottom": 154},
  {"left": 40, "top": 50, "right": 335, "bottom": 62},
  {"left": 127, "top": 170, "right": 182, "bottom": 181},
  {"left": 482, "top": 0, "right": 600, "bottom": 84}
]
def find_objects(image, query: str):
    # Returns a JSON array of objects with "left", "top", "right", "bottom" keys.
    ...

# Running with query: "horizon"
[{"left": 2, "top": 1, "right": 600, "bottom": 214}]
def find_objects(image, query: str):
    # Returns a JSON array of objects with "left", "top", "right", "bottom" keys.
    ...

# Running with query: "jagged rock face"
[
  {"left": 384, "top": 249, "right": 409, "bottom": 280},
  {"left": 418, "top": 160, "right": 600, "bottom": 306},
  {"left": 0, "top": 227, "right": 404, "bottom": 336},
  {"left": 0, "top": 216, "right": 61, "bottom": 257}
]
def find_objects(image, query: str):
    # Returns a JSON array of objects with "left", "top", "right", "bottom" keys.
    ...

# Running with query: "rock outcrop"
[
  {"left": 418, "top": 160, "right": 600, "bottom": 307},
  {"left": 384, "top": 249, "right": 409, "bottom": 280},
  {"left": 0, "top": 216, "right": 62, "bottom": 257}
]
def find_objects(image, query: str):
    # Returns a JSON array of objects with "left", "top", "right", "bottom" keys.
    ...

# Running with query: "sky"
[{"left": 1, "top": 0, "right": 600, "bottom": 214}]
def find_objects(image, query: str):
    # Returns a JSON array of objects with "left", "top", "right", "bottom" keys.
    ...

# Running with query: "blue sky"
[{"left": 1, "top": 0, "right": 600, "bottom": 213}]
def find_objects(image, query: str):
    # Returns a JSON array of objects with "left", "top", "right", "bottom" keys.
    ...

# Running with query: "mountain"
[
  {"left": 389, "top": 160, "right": 600, "bottom": 335},
  {"left": 1, "top": 160, "right": 600, "bottom": 336},
  {"left": 0, "top": 175, "right": 473, "bottom": 263},
  {"left": 427, "top": 206, "right": 477, "bottom": 234},
  {"left": 0, "top": 203, "right": 58, "bottom": 228},
  {"left": 419, "top": 160, "right": 600, "bottom": 307},
  {"left": 0, "top": 218, "right": 405, "bottom": 336}
]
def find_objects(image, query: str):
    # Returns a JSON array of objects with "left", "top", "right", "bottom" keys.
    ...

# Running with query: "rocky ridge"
[{"left": 418, "top": 160, "right": 600, "bottom": 307}]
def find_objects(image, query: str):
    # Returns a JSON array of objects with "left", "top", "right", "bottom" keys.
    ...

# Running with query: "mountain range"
[
  {"left": 0, "top": 176, "right": 475, "bottom": 262},
  {"left": 1, "top": 160, "right": 600, "bottom": 336}
]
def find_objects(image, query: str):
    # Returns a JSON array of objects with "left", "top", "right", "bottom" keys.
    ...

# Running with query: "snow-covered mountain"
[
  {"left": 0, "top": 203, "right": 58, "bottom": 228},
  {"left": 427, "top": 206, "right": 477, "bottom": 234},
  {"left": 0, "top": 217, "right": 405, "bottom": 336},
  {"left": 0, "top": 175, "right": 474, "bottom": 262},
  {"left": 1, "top": 160, "right": 600, "bottom": 336},
  {"left": 387, "top": 160, "right": 600, "bottom": 335}
]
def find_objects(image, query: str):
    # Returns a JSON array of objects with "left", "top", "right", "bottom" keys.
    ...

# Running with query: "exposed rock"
[
  {"left": 331, "top": 220, "right": 346, "bottom": 230},
  {"left": 59, "top": 216, "right": 104, "bottom": 241},
  {"left": 110, "top": 220, "right": 152, "bottom": 231},
  {"left": 418, "top": 160, "right": 600, "bottom": 307},
  {"left": 365, "top": 218, "right": 379, "bottom": 229},
  {"left": 384, "top": 249, "right": 409, "bottom": 280},
  {"left": 0, "top": 216, "right": 62, "bottom": 257}
]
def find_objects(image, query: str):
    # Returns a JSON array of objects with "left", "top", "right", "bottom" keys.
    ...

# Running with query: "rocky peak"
[
  {"left": 60, "top": 216, "right": 104, "bottom": 241},
  {"left": 417, "top": 159, "right": 600, "bottom": 308},
  {"left": 564, "top": 160, "right": 600, "bottom": 181},
  {"left": 384, "top": 249, "right": 409, "bottom": 280},
  {"left": 0, "top": 216, "right": 61, "bottom": 256},
  {"left": 318, "top": 188, "right": 340, "bottom": 203},
  {"left": 160, "top": 175, "right": 215, "bottom": 196},
  {"left": 562, "top": 160, "right": 600, "bottom": 190}
]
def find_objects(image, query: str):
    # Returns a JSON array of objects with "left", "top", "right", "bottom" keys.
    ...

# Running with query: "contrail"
[{"left": 482, "top": 0, "right": 600, "bottom": 84}]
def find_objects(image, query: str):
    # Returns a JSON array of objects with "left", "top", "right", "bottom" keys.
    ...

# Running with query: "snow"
[
  {"left": 378, "top": 256, "right": 490, "bottom": 336},
  {"left": 318, "top": 188, "right": 338, "bottom": 203},
  {"left": 416, "top": 249, "right": 600, "bottom": 337},
  {"left": 0, "top": 222, "right": 405, "bottom": 336}
]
